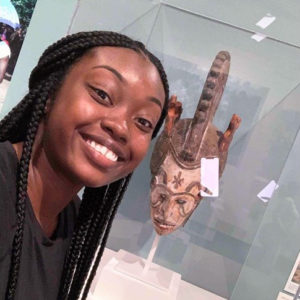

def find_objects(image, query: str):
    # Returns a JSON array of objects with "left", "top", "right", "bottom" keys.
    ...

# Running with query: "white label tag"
[
  {"left": 257, "top": 180, "right": 279, "bottom": 203},
  {"left": 200, "top": 157, "right": 219, "bottom": 197}
]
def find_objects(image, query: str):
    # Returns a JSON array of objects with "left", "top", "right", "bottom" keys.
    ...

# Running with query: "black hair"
[{"left": 0, "top": 31, "right": 169, "bottom": 300}]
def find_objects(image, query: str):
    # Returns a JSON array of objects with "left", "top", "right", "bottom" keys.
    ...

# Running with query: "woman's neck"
[{"left": 13, "top": 141, "right": 82, "bottom": 237}]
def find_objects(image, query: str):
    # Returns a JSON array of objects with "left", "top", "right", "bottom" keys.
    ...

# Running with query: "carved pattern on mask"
[
  {"left": 172, "top": 171, "right": 184, "bottom": 189},
  {"left": 150, "top": 51, "right": 242, "bottom": 236}
]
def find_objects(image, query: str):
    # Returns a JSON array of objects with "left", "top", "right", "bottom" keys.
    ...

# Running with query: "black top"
[{"left": 0, "top": 141, "right": 80, "bottom": 299}]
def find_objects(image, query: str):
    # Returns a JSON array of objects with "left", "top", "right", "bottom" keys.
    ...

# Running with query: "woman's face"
[{"left": 41, "top": 47, "right": 165, "bottom": 187}]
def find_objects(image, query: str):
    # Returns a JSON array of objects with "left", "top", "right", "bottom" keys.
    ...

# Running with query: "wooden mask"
[{"left": 150, "top": 51, "right": 241, "bottom": 235}]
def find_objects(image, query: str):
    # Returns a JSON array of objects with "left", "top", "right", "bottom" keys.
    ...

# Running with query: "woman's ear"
[{"left": 44, "top": 99, "right": 51, "bottom": 114}]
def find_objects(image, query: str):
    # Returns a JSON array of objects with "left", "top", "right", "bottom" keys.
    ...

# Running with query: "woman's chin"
[{"left": 76, "top": 169, "right": 128, "bottom": 188}]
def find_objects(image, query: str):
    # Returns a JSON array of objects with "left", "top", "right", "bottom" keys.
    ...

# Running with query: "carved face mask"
[{"left": 150, "top": 51, "right": 241, "bottom": 235}]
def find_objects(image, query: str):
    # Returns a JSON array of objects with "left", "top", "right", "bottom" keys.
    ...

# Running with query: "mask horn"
[{"left": 180, "top": 51, "right": 231, "bottom": 162}]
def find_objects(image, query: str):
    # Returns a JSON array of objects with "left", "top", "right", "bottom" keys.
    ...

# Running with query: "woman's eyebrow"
[
  {"left": 92, "top": 65, "right": 125, "bottom": 82},
  {"left": 149, "top": 97, "right": 162, "bottom": 109}
]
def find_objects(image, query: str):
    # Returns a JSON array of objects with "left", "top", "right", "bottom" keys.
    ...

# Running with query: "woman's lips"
[
  {"left": 80, "top": 132, "right": 128, "bottom": 162},
  {"left": 86, "top": 139, "right": 118, "bottom": 162}
]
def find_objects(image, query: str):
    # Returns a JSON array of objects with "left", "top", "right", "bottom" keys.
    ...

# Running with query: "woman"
[{"left": 0, "top": 31, "right": 169, "bottom": 299}]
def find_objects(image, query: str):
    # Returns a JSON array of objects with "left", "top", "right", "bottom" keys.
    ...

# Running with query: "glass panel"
[
  {"left": 70, "top": 1, "right": 300, "bottom": 298},
  {"left": 231, "top": 84, "right": 300, "bottom": 300},
  {"left": 69, "top": 0, "right": 160, "bottom": 34},
  {"left": 162, "top": 0, "right": 300, "bottom": 47}
]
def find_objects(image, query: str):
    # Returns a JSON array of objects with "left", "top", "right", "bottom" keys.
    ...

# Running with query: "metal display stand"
[{"left": 293, "top": 286, "right": 300, "bottom": 300}]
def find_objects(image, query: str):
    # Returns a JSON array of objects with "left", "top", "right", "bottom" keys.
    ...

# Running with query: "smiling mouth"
[
  {"left": 85, "top": 139, "right": 118, "bottom": 162},
  {"left": 80, "top": 132, "right": 127, "bottom": 163}
]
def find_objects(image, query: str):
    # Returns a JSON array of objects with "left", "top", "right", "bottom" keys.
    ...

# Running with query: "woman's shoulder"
[
  {"left": 0, "top": 141, "right": 18, "bottom": 178},
  {"left": 62, "top": 194, "right": 81, "bottom": 222},
  {"left": 0, "top": 141, "right": 18, "bottom": 224},
  {"left": 58, "top": 195, "right": 81, "bottom": 237},
  {"left": 70, "top": 194, "right": 81, "bottom": 216}
]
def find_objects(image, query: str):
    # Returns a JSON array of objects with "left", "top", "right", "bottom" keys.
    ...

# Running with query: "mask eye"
[
  {"left": 160, "top": 194, "right": 167, "bottom": 201},
  {"left": 176, "top": 199, "right": 186, "bottom": 205},
  {"left": 176, "top": 197, "right": 195, "bottom": 217},
  {"left": 151, "top": 193, "right": 167, "bottom": 207},
  {"left": 151, "top": 190, "right": 167, "bottom": 207}
]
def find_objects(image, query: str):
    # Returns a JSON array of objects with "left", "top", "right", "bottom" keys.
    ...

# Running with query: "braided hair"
[{"left": 0, "top": 31, "right": 169, "bottom": 300}]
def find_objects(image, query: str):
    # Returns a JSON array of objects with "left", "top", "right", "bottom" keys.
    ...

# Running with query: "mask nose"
[
  {"left": 101, "top": 115, "right": 129, "bottom": 144},
  {"left": 158, "top": 196, "right": 173, "bottom": 219}
]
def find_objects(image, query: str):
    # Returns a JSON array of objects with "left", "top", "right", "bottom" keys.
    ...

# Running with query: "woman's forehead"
[
  {"left": 77, "top": 46, "right": 165, "bottom": 102},
  {"left": 83, "top": 46, "right": 149, "bottom": 67}
]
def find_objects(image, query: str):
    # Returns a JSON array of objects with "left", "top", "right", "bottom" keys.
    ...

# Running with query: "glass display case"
[
  {"left": 70, "top": 2, "right": 300, "bottom": 299},
  {"left": 2, "top": 0, "right": 300, "bottom": 299}
]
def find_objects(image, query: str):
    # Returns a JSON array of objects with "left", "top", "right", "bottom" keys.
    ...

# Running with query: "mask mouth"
[{"left": 153, "top": 217, "right": 176, "bottom": 228}]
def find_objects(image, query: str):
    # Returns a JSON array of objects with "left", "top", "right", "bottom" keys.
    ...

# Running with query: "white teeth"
[
  {"left": 159, "top": 224, "right": 173, "bottom": 229},
  {"left": 86, "top": 139, "right": 118, "bottom": 162},
  {"left": 155, "top": 220, "right": 173, "bottom": 229},
  {"left": 102, "top": 147, "right": 109, "bottom": 156},
  {"left": 95, "top": 144, "right": 102, "bottom": 153},
  {"left": 106, "top": 151, "right": 118, "bottom": 161}
]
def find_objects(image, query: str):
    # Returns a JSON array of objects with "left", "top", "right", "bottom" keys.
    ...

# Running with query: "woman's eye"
[
  {"left": 88, "top": 85, "right": 111, "bottom": 104},
  {"left": 96, "top": 89, "right": 109, "bottom": 100},
  {"left": 176, "top": 199, "right": 186, "bottom": 205},
  {"left": 137, "top": 118, "right": 153, "bottom": 131}
]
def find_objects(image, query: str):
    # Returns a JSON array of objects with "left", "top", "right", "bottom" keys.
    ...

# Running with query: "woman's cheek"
[{"left": 135, "top": 137, "right": 151, "bottom": 159}]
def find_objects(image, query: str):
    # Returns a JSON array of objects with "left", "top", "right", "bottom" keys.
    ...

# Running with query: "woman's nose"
[{"left": 101, "top": 116, "right": 129, "bottom": 144}]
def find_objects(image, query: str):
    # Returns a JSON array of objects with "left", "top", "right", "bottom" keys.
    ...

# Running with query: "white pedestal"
[{"left": 89, "top": 249, "right": 181, "bottom": 300}]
